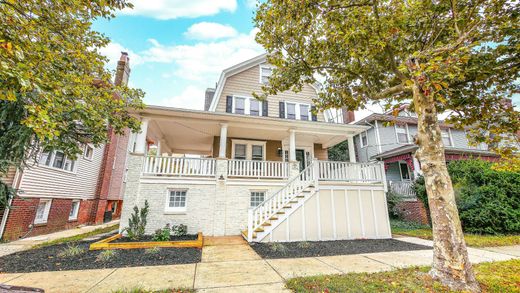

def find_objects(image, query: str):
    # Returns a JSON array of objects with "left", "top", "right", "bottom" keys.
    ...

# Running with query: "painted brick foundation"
[
  {"left": 395, "top": 200, "right": 429, "bottom": 225},
  {"left": 1, "top": 197, "right": 95, "bottom": 241}
]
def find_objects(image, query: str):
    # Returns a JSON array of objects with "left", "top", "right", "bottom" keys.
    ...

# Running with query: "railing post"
[
  {"left": 247, "top": 208, "right": 253, "bottom": 242},
  {"left": 380, "top": 161, "right": 387, "bottom": 192},
  {"left": 313, "top": 161, "right": 319, "bottom": 189}
]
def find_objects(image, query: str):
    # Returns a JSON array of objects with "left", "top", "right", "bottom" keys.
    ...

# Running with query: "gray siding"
[
  {"left": 355, "top": 128, "right": 379, "bottom": 162},
  {"left": 450, "top": 129, "right": 470, "bottom": 148}
]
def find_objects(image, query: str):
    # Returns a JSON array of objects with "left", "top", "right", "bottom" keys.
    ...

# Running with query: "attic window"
[
  {"left": 395, "top": 124, "right": 409, "bottom": 144},
  {"left": 260, "top": 66, "right": 272, "bottom": 84}
]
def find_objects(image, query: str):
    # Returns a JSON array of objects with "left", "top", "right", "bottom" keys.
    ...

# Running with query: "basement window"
[
  {"left": 166, "top": 190, "right": 187, "bottom": 212},
  {"left": 250, "top": 191, "right": 266, "bottom": 207},
  {"left": 69, "top": 200, "right": 80, "bottom": 221},
  {"left": 34, "top": 199, "right": 52, "bottom": 224}
]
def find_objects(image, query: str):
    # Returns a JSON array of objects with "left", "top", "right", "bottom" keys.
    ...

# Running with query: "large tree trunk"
[{"left": 411, "top": 81, "right": 481, "bottom": 292}]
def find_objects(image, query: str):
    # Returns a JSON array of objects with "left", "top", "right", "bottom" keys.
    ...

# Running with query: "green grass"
[
  {"left": 286, "top": 259, "right": 520, "bottom": 293},
  {"left": 391, "top": 219, "right": 520, "bottom": 248},
  {"left": 32, "top": 224, "right": 119, "bottom": 249}
]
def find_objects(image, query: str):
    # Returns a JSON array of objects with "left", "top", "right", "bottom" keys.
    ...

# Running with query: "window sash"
[
  {"left": 234, "top": 144, "right": 247, "bottom": 160},
  {"left": 234, "top": 97, "right": 245, "bottom": 114},
  {"left": 250, "top": 191, "right": 266, "bottom": 207},
  {"left": 35, "top": 200, "right": 51, "bottom": 224},
  {"left": 69, "top": 201, "right": 80, "bottom": 220},
  {"left": 168, "top": 190, "right": 187, "bottom": 209},
  {"left": 260, "top": 67, "right": 272, "bottom": 84},
  {"left": 40, "top": 150, "right": 76, "bottom": 172},
  {"left": 400, "top": 163, "right": 410, "bottom": 180},
  {"left": 286, "top": 103, "right": 296, "bottom": 119},
  {"left": 396, "top": 125, "right": 409, "bottom": 143},
  {"left": 441, "top": 130, "right": 451, "bottom": 146},
  {"left": 251, "top": 145, "right": 263, "bottom": 161},
  {"left": 250, "top": 100, "right": 260, "bottom": 116},
  {"left": 361, "top": 132, "right": 368, "bottom": 147},
  {"left": 300, "top": 104, "right": 309, "bottom": 120}
]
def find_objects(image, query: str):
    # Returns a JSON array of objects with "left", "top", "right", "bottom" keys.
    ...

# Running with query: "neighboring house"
[
  {"left": 0, "top": 53, "right": 133, "bottom": 240},
  {"left": 121, "top": 54, "right": 392, "bottom": 242},
  {"left": 353, "top": 106, "right": 499, "bottom": 223}
]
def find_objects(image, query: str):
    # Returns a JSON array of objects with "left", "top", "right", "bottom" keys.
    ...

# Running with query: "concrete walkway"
[
  {"left": 0, "top": 220, "right": 119, "bottom": 257},
  {"left": 0, "top": 236, "right": 518, "bottom": 293}
]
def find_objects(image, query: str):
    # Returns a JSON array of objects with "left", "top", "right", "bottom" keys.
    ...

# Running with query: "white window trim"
[
  {"left": 250, "top": 190, "right": 267, "bottom": 207},
  {"left": 283, "top": 101, "right": 312, "bottom": 121},
  {"left": 39, "top": 150, "right": 77, "bottom": 174},
  {"left": 69, "top": 200, "right": 80, "bottom": 221},
  {"left": 83, "top": 144, "right": 94, "bottom": 161},
  {"left": 441, "top": 128, "right": 453, "bottom": 147},
  {"left": 165, "top": 189, "right": 188, "bottom": 213},
  {"left": 398, "top": 161, "right": 411, "bottom": 181},
  {"left": 34, "top": 199, "right": 52, "bottom": 224},
  {"left": 231, "top": 139, "right": 267, "bottom": 160},
  {"left": 231, "top": 95, "right": 263, "bottom": 116},
  {"left": 360, "top": 131, "right": 368, "bottom": 148},
  {"left": 394, "top": 123, "right": 410, "bottom": 144},
  {"left": 259, "top": 65, "right": 273, "bottom": 84}
]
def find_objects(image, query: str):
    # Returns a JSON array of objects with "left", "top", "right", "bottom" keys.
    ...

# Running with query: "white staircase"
[{"left": 243, "top": 162, "right": 318, "bottom": 242}]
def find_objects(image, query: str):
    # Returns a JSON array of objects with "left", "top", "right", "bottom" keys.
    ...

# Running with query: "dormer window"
[{"left": 260, "top": 66, "right": 272, "bottom": 84}]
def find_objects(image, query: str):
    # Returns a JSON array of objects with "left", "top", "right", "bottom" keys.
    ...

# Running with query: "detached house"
[
  {"left": 0, "top": 53, "right": 133, "bottom": 240},
  {"left": 353, "top": 106, "right": 499, "bottom": 223},
  {"left": 120, "top": 54, "right": 392, "bottom": 242}
]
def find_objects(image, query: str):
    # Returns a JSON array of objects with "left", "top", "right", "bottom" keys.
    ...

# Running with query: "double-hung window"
[
  {"left": 40, "top": 150, "right": 76, "bottom": 172},
  {"left": 396, "top": 124, "right": 409, "bottom": 144},
  {"left": 166, "top": 190, "right": 187, "bottom": 212},
  {"left": 441, "top": 129, "right": 452, "bottom": 146},
  {"left": 69, "top": 200, "right": 80, "bottom": 221},
  {"left": 84, "top": 145, "right": 94, "bottom": 160},
  {"left": 260, "top": 66, "right": 272, "bottom": 84},
  {"left": 232, "top": 96, "right": 263, "bottom": 116},
  {"left": 281, "top": 102, "right": 312, "bottom": 121},
  {"left": 360, "top": 132, "right": 368, "bottom": 148},
  {"left": 234, "top": 97, "right": 246, "bottom": 114},
  {"left": 250, "top": 100, "right": 260, "bottom": 116},
  {"left": 232, "top": 140, "right": 266, "bottom": 161},
  {"left": 250, "top": 191, "right": 266, "bottom": 207},
  {"left": 286, "top": 103, "right": 296, "bottom": 119},
  {"left": 34, "top": 199, "right": 52, "bottom": 224},
  {"left": 299, "top": 104, "right": 310, "bottom": 121}
]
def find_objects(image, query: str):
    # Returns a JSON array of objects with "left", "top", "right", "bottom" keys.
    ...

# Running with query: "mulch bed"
[
  {"left": 250, "top": 238, "right": 432, "bottom": 259},
  {"left": 0, "top": 235, "right": 201, "bottom": 273},
  {"left": 112, "top": 234, "right": 198, "bottom": 243}
]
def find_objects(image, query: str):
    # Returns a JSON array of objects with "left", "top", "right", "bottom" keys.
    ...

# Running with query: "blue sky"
[{"left": 93, "top": 0, "right": 264, "bottom": 110}]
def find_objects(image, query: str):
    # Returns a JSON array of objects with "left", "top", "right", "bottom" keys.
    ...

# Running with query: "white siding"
[{"left": 18, "top": 146, "right": 105, "bottom": 199}]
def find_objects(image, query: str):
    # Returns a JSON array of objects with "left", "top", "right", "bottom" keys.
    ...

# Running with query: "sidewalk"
[
  {"left": 0, "top": 236, "right": 518, "bottom": 293},
  {"left": 0, "top": 220, "right": 119, "bottom": 257}
]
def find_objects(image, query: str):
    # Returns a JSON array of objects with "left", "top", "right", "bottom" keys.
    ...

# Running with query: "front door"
[{"left": 295, "top": 149, "right": 306, "bottom": 171}]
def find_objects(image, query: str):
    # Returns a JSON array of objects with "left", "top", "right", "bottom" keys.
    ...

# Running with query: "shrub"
[
  {"left": 414, "top": 159, "right": 520, "bottom": 235},
  {"left": 297, "top": 241, "right": 312, "bottom": 249},
  {"left": 386, "top": 191, "right": 404, "bottom": 219},
  {"left": 96, "top": 250, "right": 117, "bottom": 262},
  {"left": 57, "top": 243, "right": 85, "bottom": 258},
  {"left": 153, "top": 224, "right": 171, "bottom": 241},
  {"left": 124, "top": 200, "right": 149, "bottom": 240},
  {"left": 268, "top": 242, "right": 288, "bottom": 254},
  {"left": 172, "top": 224, "right": 188, "bottom": 236}
]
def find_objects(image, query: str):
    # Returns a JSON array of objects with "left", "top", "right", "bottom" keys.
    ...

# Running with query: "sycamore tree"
[
  {"left": 255, "top": 0, "right": 519, "bottom": 291},
  {"left": 0, "top": 1, "right": 144, "bottom": 207}
]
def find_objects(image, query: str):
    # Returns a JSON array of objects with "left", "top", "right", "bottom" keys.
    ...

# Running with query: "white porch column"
[
  {"left": 289, "top": 129, "right": 296, "bottom": 162},
  {"left": 134, "top": 117, "right": 149, "bottom": 154},
  {"left": 347, "top": 136, "right": 356, "bottom": 163},
  {"left": 219, "top": 123, "right": 228, "bottom": 158},
  {"left": 412, "top": 155, "right": 422, "bottom": 178}
]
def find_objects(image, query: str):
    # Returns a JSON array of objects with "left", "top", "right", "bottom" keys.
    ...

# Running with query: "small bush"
[
  {"left": 96, "top": 250, "right": 117, "bottom": 262},
  {"left": 144, "top": 247, "right": 161, "bottom": 254},
  {"left": 297, "top": 241, "right": 312, "bottom": 249},
  {"left": 171, "top": 224, "right": 188, "bottom": 236},
  {"left": 268, "top": 242, "right": 288, "bottom": 254},
  {"left": 153, "top": 224, "right": 171, "bottom": 241},
  {"left": 57, "top": 243, "right": 85, "bottom": 258},
  {"left": 386, "top": 191, "right": 404, "bottom": 219},
  {"left": 124, "top": 200, "right": 149, "bottom": 240}
]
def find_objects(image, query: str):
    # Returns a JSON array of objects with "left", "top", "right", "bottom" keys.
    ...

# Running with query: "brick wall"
[
  {"left": 395, "top": 200, "right": 429, "bottom": 225},
  {"left": 2, "top": 197, "right": 95, "bottom": 241}
]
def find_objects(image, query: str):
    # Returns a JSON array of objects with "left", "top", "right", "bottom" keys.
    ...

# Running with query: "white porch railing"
[
  {"left": 248, "top": 162, "right": 316, "bottom": 241},
  {"left": 142, "top": 156, "right": 216, "bottom": 177},
  {"left": 228, "top": 160, "right": 289, "bottom": 178},
  {"left": 389, "top": 180, "right": 416, "bottom": 198},
  {"left": 317, "top": 161, "right": 385, "bottom": 182}
]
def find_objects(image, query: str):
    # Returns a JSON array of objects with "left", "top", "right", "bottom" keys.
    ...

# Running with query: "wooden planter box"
[{"left": 89, "top": 232, "right": 203, "bottom": 250}]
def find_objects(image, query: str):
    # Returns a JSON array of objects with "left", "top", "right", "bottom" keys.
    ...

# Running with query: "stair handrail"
[{"left": 247, "top": 161, "right": 317, "bottom": 241}]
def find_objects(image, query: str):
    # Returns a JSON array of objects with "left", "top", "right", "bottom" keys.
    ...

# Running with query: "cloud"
[
  {"left": 245, "top": 0, "right": 258, "bottom": 8},
  {"left": 122, "top": 0, "right": 237, "bottom": 20},
  {"left": 184, "top": 22, "right": 238, "bottom": 40},
  {"left": 159, "top": 85, "right": 205, "bottom": 110},
  {"left": 98, "top": 42, "right": 143, "bottom": 69},
  {"left": 142, "top": 28, "right": 263, "bottom": 82}
]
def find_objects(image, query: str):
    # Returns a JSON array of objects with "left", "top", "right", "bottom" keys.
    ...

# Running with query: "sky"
[{"left": 93, "top": 0, "right": 516, "bottom": 120}]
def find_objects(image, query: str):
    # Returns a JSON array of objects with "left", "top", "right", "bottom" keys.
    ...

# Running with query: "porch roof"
[
  {"left": 135, "top": 105, "right": 369, "bottom": 155},
  {"left": 373, "top": 144, "right": 498, "bottom": 160}
]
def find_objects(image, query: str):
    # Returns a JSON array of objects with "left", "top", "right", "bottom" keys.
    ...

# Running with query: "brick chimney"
[
  {"left": 204, "top": 87, "right": 216, "bottom": 111},
  {"left": 114, "top": 52, "right": 130, "bottom": 86},
  {"left": 342, "top": 107, "right": 356, "bottom": 124}
]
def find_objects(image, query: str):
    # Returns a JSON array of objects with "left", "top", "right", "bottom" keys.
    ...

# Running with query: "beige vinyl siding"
[
  {"left": 215, "top": 64, "right": 326, "bottom": 122},
  {"left": 1, "top": 166, "right": 18, "bottom": 187},
  {"left": 17, "top": 146, "right": 105, "bottom": 199}
]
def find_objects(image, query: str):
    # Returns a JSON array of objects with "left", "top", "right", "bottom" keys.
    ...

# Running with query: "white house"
[{"left": 120, "top": 54, "right": 391, "bottom": 242}]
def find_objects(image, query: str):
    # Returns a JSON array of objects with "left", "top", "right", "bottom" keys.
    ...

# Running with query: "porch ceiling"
[{"left": 139, "top": 105, "right": 369, "bottom": 154}]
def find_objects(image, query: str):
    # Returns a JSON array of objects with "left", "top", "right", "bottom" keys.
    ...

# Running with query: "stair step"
[
  {"left": 262, "top": 222, "right": 272, "bottom": 226},
  {"left": 269, "top": 216, "right": 278, "bottom": 220},
  {"left": 289, "top": 200, "right": 298, "bottom": 203},
  {"left": 296, "top": 195, "right": 305, "bottom": 198},
  {"left": 302, "top": 190, "right": 312, "bottom": 193},
  {"left": 254, "top": 227, "right": 265, "bottom": 232},
  {"left": 276, "top": 211, "right": 285, "bottom": 214}
]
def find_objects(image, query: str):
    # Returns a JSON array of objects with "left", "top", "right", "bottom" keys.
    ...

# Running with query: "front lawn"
[
  {"left": 286, "top": 259, "right": 520, "bottom": 293},
  {"left": 391, "top": 220, "right": 520, "bottom": 248},
  {"left": 32, "top": 224, "right": 119, "bottom": 249}
]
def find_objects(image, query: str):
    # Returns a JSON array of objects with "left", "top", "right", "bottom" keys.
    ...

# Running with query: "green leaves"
[{"left": 0, "top": 1, "right": 144, "bottom": 207}]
